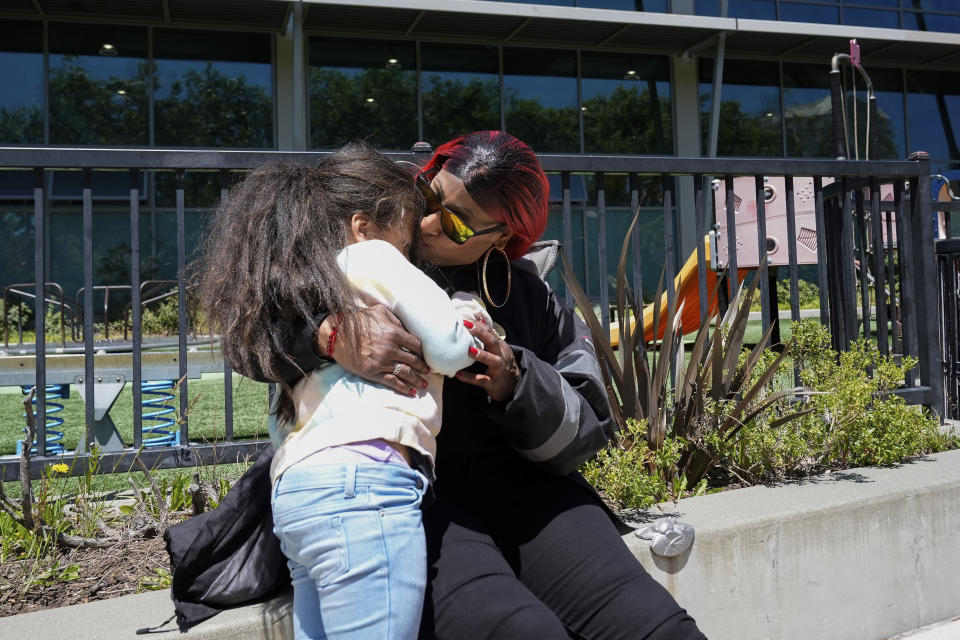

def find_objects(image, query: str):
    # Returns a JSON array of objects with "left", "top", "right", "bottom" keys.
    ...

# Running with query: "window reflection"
[
  {"left": 699, "top": 59, "right": 781, "bottom": 157},
  {"left": 49, "top": 23, "right": 148, "bottom": 145},
  {"left": 903, "top": 10, "right": 960, "bottom": 32},
  {"left": 728, "top": 0, "right": 777, "bottom": 19},
  {"left": 907, "top": 70, "right": 960, "bottom": 166},
  {"left": 780, "top": 2, "right": 839, "bottom": 23},
  {"left": 504, "top": 48, "right": 578, "bottom": 153},
  {"left": 865, "top": 67, "right": 905, "bottom": 159},
  {"left": 0, "top": 21, "right": 43, "bottom": 145},
  {"left": 577, "top": 0, "right": 668, "bottom": 10},
  {"left": 783, "top": 63, "right": 835, "bottom": 158},
  {"left": 421, "top": 43, "right": 499, "bottom": 147},
  {"left": 154, "top": 29, "right": 272, "bottom": 148},
  {"left": 309, "top": 38, "right": 416, "bottom": 150},
  {"left": 581, "top": 52, "right": 672, "bottom": 154},
  {"left": 844, "top": 8, "right": 900, "bottom": 28}
]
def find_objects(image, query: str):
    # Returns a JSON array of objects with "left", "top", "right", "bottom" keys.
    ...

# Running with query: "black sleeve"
[
  {"left": 484, "top": 283, "right": 615, "bottom": 476},
  {"left": 245, "top": 311, "right": 329, "bottom": 385}
]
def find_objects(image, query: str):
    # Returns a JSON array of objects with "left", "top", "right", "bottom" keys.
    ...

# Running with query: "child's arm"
[{"left": 337, "top": 240, "right": 481, "bottom": 377}]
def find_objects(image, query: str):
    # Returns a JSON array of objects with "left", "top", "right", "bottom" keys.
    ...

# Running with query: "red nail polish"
[
  {"left": 421, "top": 380, "right": 428, "bottom": 389},
  {"left": 469, "top": 346, "right": 479, "bottom": 356},
  {"left": 455, "top": 372, "right": 463, "bottom": 379},
  {"left": 463, "top": 319, "right": 474, "bottom": 329},
  {"left": 409, "top": 387, "right": 417, "bottom": 396}
]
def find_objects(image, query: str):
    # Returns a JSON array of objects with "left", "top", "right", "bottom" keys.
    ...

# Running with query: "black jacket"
[{"left": 260, "top": 243, "right": 616, "bottom": 515}]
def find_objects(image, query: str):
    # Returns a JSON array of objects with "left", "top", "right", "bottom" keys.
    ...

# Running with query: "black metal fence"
[
  {"left": 938, "top": 238, "right": 960, "bottom": 420},
  {"left": 0, "top": 147, "right": 947, "bottom": 480}
]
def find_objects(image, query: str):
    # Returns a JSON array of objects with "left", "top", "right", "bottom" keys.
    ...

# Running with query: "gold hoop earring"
[{"left": 479, "top": 246, "right": 511, "bottom": 308}]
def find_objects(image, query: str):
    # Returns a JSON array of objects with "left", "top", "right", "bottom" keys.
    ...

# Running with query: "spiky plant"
[{"left": 562, "top": 207, "right": 808, "bottom": 487}]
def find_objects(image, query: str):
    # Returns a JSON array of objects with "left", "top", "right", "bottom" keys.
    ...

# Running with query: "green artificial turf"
[{"left": 0, "top": 374, "right": 271, "bottom": 456}]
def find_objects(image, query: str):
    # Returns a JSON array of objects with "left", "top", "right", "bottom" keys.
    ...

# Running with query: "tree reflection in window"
[
  {"left": 0, "top": 20, "right": 43, "bottom": 144},
  {"left": 699, "top": 59, "right": 781, "bottom": 157},
  {"left": 581, "top": 52, "right": 672, "bottom": 156},
  {"left": 421, "top": 43, "right": 499, "bottom": 147},
  {"left": 49, "top": 23, "right": 149, "bottom": 145},
  {"left": 504, "top": 48, "right": 579, "bottom": 153},
  {"left": 784, "top": 62, "right": 900, "bottom": 159},
  {"left": 309, "top": 38, "right": 416, "bottom": 150},
  {"left": 154, "top": 29, "right": 272, "bottom": 148}
]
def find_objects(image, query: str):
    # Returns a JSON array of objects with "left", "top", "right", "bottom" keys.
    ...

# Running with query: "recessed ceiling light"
[
  {"left": 116, "top": 89, "right": 127, "bottom": 95},
  {"left": 385, "top": 57, "right": 401, "bottom": 70},
  {"left": 99, "top": 43, "right": 117, "bottom": 56},
  {"left": 623, "top": 69, "right": 638, "bottom": 80},
  {"left": 365, "top": 97, "right": 376, "bottom": 103}
]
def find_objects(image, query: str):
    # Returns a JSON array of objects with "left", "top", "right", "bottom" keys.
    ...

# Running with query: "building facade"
[{"left": 1, "top": 0, "right": 958, "bottom": 299}]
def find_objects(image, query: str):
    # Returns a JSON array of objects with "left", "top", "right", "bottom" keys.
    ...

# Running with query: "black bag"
[{"left": 162, "top": 445, "right": 290, "bottom": 632}]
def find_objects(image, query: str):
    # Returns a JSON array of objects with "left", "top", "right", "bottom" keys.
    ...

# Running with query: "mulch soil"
[{"left": 0, "top": 535, "right": 169, "bottom": 618}]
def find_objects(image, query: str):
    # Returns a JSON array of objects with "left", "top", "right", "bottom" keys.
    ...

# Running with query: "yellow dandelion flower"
[{"left": 50, "top": 463, "right": 69, "bottom": 474}]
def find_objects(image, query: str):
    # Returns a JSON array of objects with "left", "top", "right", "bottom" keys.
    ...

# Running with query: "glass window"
[
  {"left": 309, "top": 38, "right": 416, "bottom": 151},
  {"left": 576, "top": 0, "right": 668, "bottom": 10},
  {"left": 503, "top": 48, "right": 578, "bottom": 153},
  {"left": 866, "top": 67, "right": 905, "bottom": 159},
  {"left": 843, "top": 8, "right": 900, "bottom": 28},
  {"left": 903, "top": 11, "right": 960, "bottom": 32},
  {"left": 0, "top": 21, "right": 43, "bottom": 145},
  {"left": 783, "top": 62, "right": 833, "bottom": 157},
  {"left": 154, "top": 29, "right": 273, "bottom": 148},
  {"left": 421, "top": 43, "right": 500, "bottom": 148},
  {"left": 695, "top": 0, "right": 721, "bottom": 15},
  {"left": 580, "top": 52, "right": 672, "bottom": 154},
  {"left": 782, "top": 62, "right": 903, "bottom": 160},
  {"left": 907, "top": 70, "right": 960, "bottom": 166},
  {"left": 507, "top": 0, "right": 574, "bottom": 5},
  {"left": 49, "top": 23, "right": 148, "bottom": 145},
  {"left": 699, "top": 59, "right": 782, "bottom": 157},
  {"left": 728, "top": 0, "right": 777, "bottom": 20},
  {"left": 905, "top": 0, "right": 957, "bottom": 10},
  {"left": 780, "top": 2, "right": 840, "bottom": 24},
  {"left": 0, "top": 198, "right": 35, "bottom": 289}
]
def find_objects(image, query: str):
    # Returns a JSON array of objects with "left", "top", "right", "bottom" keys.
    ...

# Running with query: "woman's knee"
[
  {"left": 643, "top": 610, "right": 708, "bottom": 640},
  {"left": 429, "top": 578, "right": 568, "bottom": 639}
]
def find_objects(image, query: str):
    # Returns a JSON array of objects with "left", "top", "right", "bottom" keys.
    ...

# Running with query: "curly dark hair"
[{"left": 193, "top": 142, "right": 423, "bottom": 423}]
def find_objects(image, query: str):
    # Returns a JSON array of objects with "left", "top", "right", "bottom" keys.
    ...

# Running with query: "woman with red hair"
[{"left": 268, "top": 131, "right": 705, "bottom": 639}]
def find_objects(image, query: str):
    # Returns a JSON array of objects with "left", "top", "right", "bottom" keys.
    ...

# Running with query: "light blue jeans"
[{"left": 271, "top": 461, "right": 428, "bottom": 640}]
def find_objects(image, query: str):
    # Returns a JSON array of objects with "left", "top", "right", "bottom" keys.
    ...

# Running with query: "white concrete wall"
[{"left": 627, "top": 449, "right": 960, "bottom": 640}]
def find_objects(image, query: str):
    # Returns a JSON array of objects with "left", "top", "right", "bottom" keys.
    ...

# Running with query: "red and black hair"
[{"left": 422, "top": 131, "right": 550, "bottom": 260}]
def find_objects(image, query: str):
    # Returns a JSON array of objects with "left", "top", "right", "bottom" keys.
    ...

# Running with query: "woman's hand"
[
  {"left": 456, "top": 321, "right": 520, "bottom": 403},
  {"left": 315, "top": 304, "right": 429, "bottom": 395}
]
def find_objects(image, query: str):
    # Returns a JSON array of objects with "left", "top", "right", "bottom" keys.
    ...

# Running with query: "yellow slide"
[{"left": 609, "top": 235, "right": 745, "bottom": 347}]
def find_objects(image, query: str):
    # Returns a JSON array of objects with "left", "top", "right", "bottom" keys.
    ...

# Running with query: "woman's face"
[{"left": 419, "top": 169, "right": 513, "bottom": 266}]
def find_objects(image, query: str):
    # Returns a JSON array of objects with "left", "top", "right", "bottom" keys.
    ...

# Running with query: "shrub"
[
  {"left": 581, "top": 418, "right": 707, "bottom": 510},
  {"left": 141, "top": 296, "right": 181, "bottom": 335}
]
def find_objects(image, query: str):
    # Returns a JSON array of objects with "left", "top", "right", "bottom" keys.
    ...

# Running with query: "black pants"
[{"left": 418, "top": 472, "right": 707, "bottom": 640}]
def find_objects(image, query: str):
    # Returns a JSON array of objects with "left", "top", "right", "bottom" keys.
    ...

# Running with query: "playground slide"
[{"left": 609, "top": 235, "right": 749, "bottom": 347}]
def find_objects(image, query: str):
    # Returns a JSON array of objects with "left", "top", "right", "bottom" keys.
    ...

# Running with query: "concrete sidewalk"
[{"left": 889, "top": 616, "right": 960, "bottom": 640}]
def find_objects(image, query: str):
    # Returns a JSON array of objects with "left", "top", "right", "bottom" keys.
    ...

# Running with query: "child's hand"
[{"left": 316, "top": 304, "right": 429, "bottom": 396}]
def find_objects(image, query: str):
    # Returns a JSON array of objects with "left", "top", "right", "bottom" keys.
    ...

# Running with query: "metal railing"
[
  {"left": 0, "top": 147, "right": 947, "bottom": 479},
  {"left": 938, "top": 238, "right": 960, "bottom": 420}
]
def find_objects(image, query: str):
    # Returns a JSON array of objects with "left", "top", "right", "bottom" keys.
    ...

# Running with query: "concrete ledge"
[
  {"left": 628, "top": 449, "right": 960, "bottom": 640},
  {"left": 4, "top": 450, "right": 960, "bottom": 639},
  {"left": 0, "top": 586, "right": 293, "bottom": 639}
]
